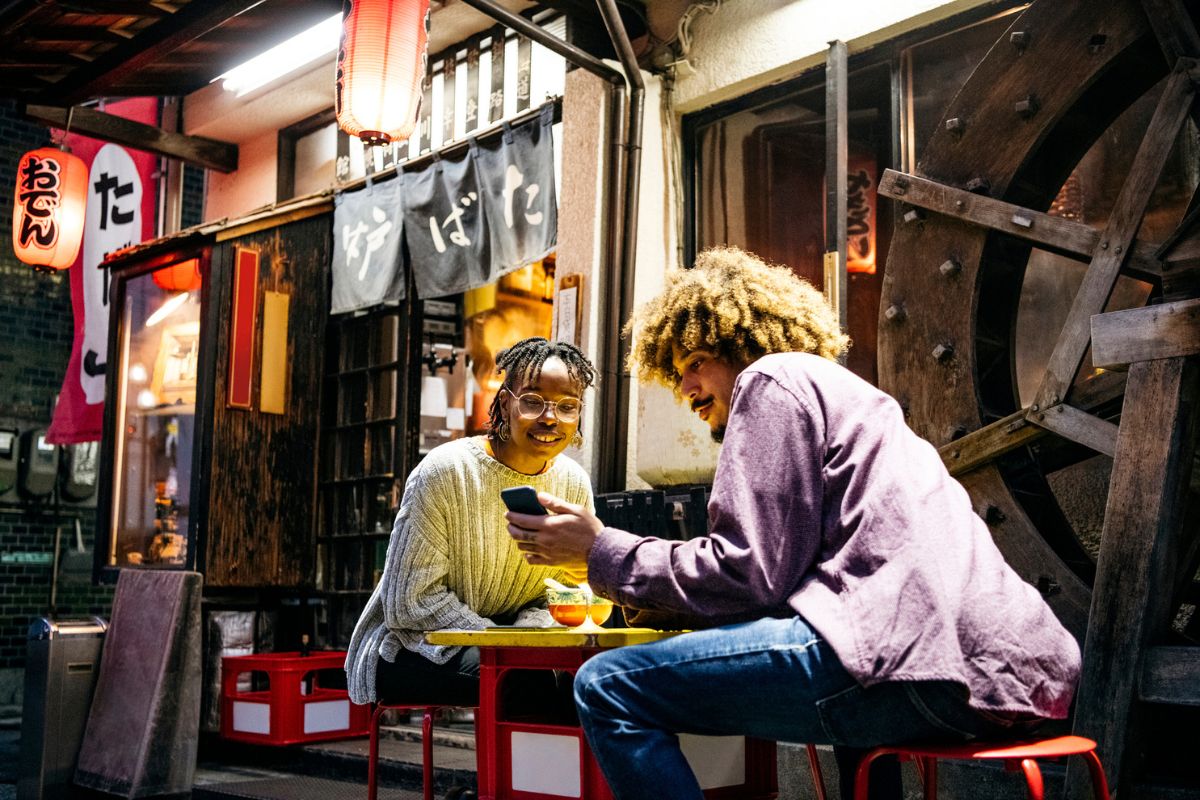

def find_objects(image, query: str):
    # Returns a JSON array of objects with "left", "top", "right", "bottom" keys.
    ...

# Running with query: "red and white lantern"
[
  {"left": 12, "top": 146, "right": 88, "bottom": 271},
  {"left": 335, "top": 0, "right": 430, "bottom": 144}
]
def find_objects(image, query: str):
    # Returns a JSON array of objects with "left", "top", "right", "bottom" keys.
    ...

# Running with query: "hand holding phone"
[{"left": 501, "top": 485, "right": 548, "bottom": 516}]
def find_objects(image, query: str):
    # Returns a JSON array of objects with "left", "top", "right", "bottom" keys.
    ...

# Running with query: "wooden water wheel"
[{"left": 875, "top": 0, "right": 1200, "bottom": 795}]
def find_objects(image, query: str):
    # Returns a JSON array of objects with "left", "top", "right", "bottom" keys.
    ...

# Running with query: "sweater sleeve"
[
  {"left": 588, "top": 372, "right": 824, "bottom": 617},
  {"left": 382, "top": 467, "right": 495, "bottom": 633}
]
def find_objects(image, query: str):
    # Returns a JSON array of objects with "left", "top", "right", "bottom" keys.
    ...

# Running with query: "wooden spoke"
[
  {"left": 1140, "top": 0, "right": 1200, "bottom": 65},
  {"left": 1031, "top": 403, "right": 1119, "bottom": 458},
  {"left": 939, "top": 372, "right": 1126, "bottom": 477},
  {"left": 1140, "top": 646, "right": 1200, "bottom": 706},
  {"left": 1091, "top": 297, "right": 1200, "bottom": 369},
  {"left": 1032, "top": 61, "right": 1198, "bottom": 413},
  {"left": 877, "top": 169, "right": 1163, "bottom": 281}
]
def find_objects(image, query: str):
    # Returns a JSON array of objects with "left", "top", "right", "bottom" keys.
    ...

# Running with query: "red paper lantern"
[
  {"left": 152, "top": 258, "right": 202, "bottom": 292},
  {"left": 12, "top": 146, "right": 88, "bottom": 271},
  {"left": 335, "top": 0, "right": 430, "bottom": 144}
]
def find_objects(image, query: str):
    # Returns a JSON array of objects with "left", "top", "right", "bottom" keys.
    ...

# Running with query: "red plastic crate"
[{"left": 220, "top": 651, "right": 369, "bottom": 745}]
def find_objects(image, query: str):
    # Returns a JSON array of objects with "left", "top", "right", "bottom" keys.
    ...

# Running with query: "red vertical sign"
[
  {"left": 47, "top": 97, "right": 159, "bottom": 444},
  {"left": 227, "top": 247, "right": 259, "bottom": 409}
]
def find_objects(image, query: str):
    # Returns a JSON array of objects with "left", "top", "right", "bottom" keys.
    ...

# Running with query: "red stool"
[
  {"left": 850, "top": 735, "right": 1109, "bottom": 800},
  {"left": 367, "top": 703, "right": 476, "bottom": 800}
]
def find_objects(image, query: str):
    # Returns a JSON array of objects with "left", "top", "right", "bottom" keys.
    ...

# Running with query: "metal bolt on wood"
[
  {"left": 903, "top": 208, "right": 924, "bottom": 224},
  {"left": 1087, "top": 34, "right": 1107, "bottom": 54},
  {"left": 1011, "top": 213, "right": 1033, "bottom": 228},
  {"left": 945, "top": 117, "right": 964, "bottom": 135},
  {"left": 955, "top": 199, "right": 965, "bottom": 210},
  {"left": 1015, "top": 95, "right": 1039, "bottom": 117},
  {"left": 884, "top": 304, "right": 907, "bottom": 322},
  {"left": 1010, "top": 30, "right": 1029, "bottom": 51},
  {"left": 984, "top": 505, "right": 1007, "bottom": 525},
  {"left": 893, "top": 177, "right": 908, "bottom": 195},
  {"left": 939, "top": 259, "right": 962, "bottom": 277},
  {"left": 932, "top": 343, "right": 954, "bottom": 361}
]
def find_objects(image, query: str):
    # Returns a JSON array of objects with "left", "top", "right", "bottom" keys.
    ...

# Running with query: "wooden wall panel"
[{"left": 205, "top": 214, "right": 330, "bottom": 588}]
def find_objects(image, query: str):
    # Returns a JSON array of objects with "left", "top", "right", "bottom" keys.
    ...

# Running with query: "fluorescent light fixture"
[
  {"left": 216, "top": 12, "right": 342, "bottom": 97},
  {"left": 146, "top": 292, "right": 190, "bottom": 328}
]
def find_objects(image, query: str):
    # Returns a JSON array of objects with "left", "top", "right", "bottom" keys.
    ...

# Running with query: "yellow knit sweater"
[{"left": 345, "top": 436, "right": 593, "bottom": 704}]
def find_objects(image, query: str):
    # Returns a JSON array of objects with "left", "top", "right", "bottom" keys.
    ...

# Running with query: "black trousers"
[{"left": 375, "top": 648, "right": 577, "bottom": 724}]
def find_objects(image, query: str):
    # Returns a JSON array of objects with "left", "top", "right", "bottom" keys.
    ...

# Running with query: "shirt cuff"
[{"left": 587, "top": 526, "right": 642, "bottom": 601}]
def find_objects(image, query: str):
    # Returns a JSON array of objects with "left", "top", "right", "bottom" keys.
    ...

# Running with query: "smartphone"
[{"left": 501, "top": 485, "right": 547, "bottom": 516}]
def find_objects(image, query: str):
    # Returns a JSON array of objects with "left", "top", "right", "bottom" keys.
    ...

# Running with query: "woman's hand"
[{"left": 506, "top": 491, "right": 603, "bottom": 571}]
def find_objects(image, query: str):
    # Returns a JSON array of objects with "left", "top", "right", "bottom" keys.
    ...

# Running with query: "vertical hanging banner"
[
  {"left": 47, "top": 97, "right": 158, "bottom": 444},
  {"left": 402, "top": 153, "right": 491, "bottom": 298},
  {"left": 472, "top": 103, "right": 557, "bottom": 277},
  {"left": 227, "top": 248, "right": 260, "bottom": 410},
  {"left": 331, "top": 177, "right": 406, "bottom": 314}
]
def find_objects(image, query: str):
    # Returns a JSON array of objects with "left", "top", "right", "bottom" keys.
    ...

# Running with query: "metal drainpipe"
[
  {"left": 595, "top": 0, "right": 644, "bottom": 492},
  {"left": 457, "top": 0, "right": 631, "bottom": 492}
]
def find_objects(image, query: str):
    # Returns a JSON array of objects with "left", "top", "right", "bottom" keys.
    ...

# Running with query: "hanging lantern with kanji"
[
  {"left": 152, "top": 258, "right": 202, "bottom": 293},
  {"left": 335, "top": 0, "right": 430, "bottom": 145},
  {"left": 12, "top": 146, "right": 88, "bottom": 271}
]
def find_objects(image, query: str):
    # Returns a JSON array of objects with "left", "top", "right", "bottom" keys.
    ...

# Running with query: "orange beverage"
[{"left": 549, "top": 604, "right": 590, "bottom": 626}]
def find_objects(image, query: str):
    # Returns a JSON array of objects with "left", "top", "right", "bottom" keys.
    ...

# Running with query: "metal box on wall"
[{"left": 18, "top": 617, "right": 107, "bottom": 800}]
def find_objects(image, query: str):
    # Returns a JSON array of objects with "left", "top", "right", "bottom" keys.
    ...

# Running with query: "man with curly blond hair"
[{"left": 506, "top": 247, "right": 1080, "bottom": 800}]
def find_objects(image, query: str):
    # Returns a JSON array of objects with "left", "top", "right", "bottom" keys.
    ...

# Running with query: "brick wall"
[{"left": 0, "top": 100, "right": 114, "bottom": 679}]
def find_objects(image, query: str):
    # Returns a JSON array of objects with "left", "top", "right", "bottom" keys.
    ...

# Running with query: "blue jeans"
[{"left": 573, "top": 616, "right": 1027, "bottom": 800}]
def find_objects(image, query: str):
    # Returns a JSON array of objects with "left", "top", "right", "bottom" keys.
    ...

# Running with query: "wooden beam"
[
  {"left": 43, "top": 0, "right": 268, "bottom": 106},
  {"left": 1067, "top": 357, "right": 1200, "bottom": 799},
  {"left": 1091, "top": 298, "right": 1200, "bottom": 369},
  {"left": 1140, "top": 646, "right": 1200, "bottom": 705},
  {"left": 941, "top": 408, "right": 1043, "bottom": 477},
  {"left": 1141, "top": 0, "right": 1200, "bottom": 55},
  {"left": 22, "top": 104, "right": 237, "bottom": 173},
  {"left": 1033, "top": 62, "right": 1197, "bottom": 413},
  {"left": 878, "top": 169, "right": 1164, "bottom": 280},
  {"left": 1031, "top": 403, "right": 1119, "bottom": 457},
  {"left": 938, "top": 372, "right": 1125, "bottom": 477}
]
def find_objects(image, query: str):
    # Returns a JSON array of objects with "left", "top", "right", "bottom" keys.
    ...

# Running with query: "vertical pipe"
[
  {"left": 825, "top": 40, "right": 848, "bottom": 329},
  {"left": 596, "top": 0, "right": 645, "bottom": 492}
]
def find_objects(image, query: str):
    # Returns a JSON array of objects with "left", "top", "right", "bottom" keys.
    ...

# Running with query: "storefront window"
[
  {"left": 690, "top": 65, "right": 892, "bottom": 383},
  {"left": 418, "top": 257, "right": 556, "bottom": 453},
  {"left": 108, "top": 263, "right": 202, "bottom": 567}
]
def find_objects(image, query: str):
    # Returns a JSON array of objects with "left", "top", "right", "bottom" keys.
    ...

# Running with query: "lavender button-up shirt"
[{"left": 588, "top": 352, "right": 1080, "bottom": 718}]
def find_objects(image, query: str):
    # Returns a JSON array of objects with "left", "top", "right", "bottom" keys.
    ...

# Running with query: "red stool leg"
[
  {"left": 853, "top": 749, "right": 886, "bottom": 800},
  {"left": 368, "top": 705, "right": 388, "bottom": 800},
  {"left": 806, "top": 744, "right": 829, "bottom": 800},
  {"left": 1019, "top": 759, "right": 1044, "bottom": 800},
  {"left": 1081, "top": 749, "right": 1111, "bottom": 800},
  {"left": 422, "top": 707, "right": 436, "bottom": 800}
]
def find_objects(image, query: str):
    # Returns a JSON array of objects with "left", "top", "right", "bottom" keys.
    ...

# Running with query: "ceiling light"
[
  {"left": 146, "top": 292, "right": 190, "bottom": 328},
  {"left": 216, "top": 12, "right": 342, "bottom": 97}
]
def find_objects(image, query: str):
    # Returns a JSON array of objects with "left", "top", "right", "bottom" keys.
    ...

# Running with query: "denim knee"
[{"left": 573, "top": 650, "right": 624, "bottom": 720}]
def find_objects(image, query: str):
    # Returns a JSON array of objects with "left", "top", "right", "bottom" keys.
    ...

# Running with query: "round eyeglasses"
[{"left": 503, "top": 387, "right": 583, "bottom": 422}]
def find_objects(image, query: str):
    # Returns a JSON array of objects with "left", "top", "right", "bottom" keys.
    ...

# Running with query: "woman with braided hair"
[{"left": 345, "top": 337, "right": 598, "bottom": 707}]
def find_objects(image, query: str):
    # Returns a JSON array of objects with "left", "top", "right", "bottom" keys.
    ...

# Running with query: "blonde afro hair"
[{"left": 625, "top": 246, "right": 849, "bottom": 388}]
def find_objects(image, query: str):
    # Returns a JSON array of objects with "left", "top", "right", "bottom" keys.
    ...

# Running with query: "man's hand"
[{"left": 506, "top": 491, "right": 603, "bottom": 571}]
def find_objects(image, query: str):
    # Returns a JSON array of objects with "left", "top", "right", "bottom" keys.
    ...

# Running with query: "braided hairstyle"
[{"left": 486, "top": 337, "right": 597, "bottom": 440}]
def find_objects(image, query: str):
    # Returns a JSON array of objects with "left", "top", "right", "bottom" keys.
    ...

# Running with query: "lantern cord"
[{"left": 55, "top": 105, "right": 76, "bottom": 152}]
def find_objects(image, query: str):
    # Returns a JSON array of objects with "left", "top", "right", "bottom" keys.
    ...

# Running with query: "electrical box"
[
  {"left": 60, "top": 442, "right": 98, "bottom": 503},
  {"left": 0, "top": 428, "right": 17, "bottom": 495},
  {"left": 19, "top": 429, "right": 59, "bottom": 498}
]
